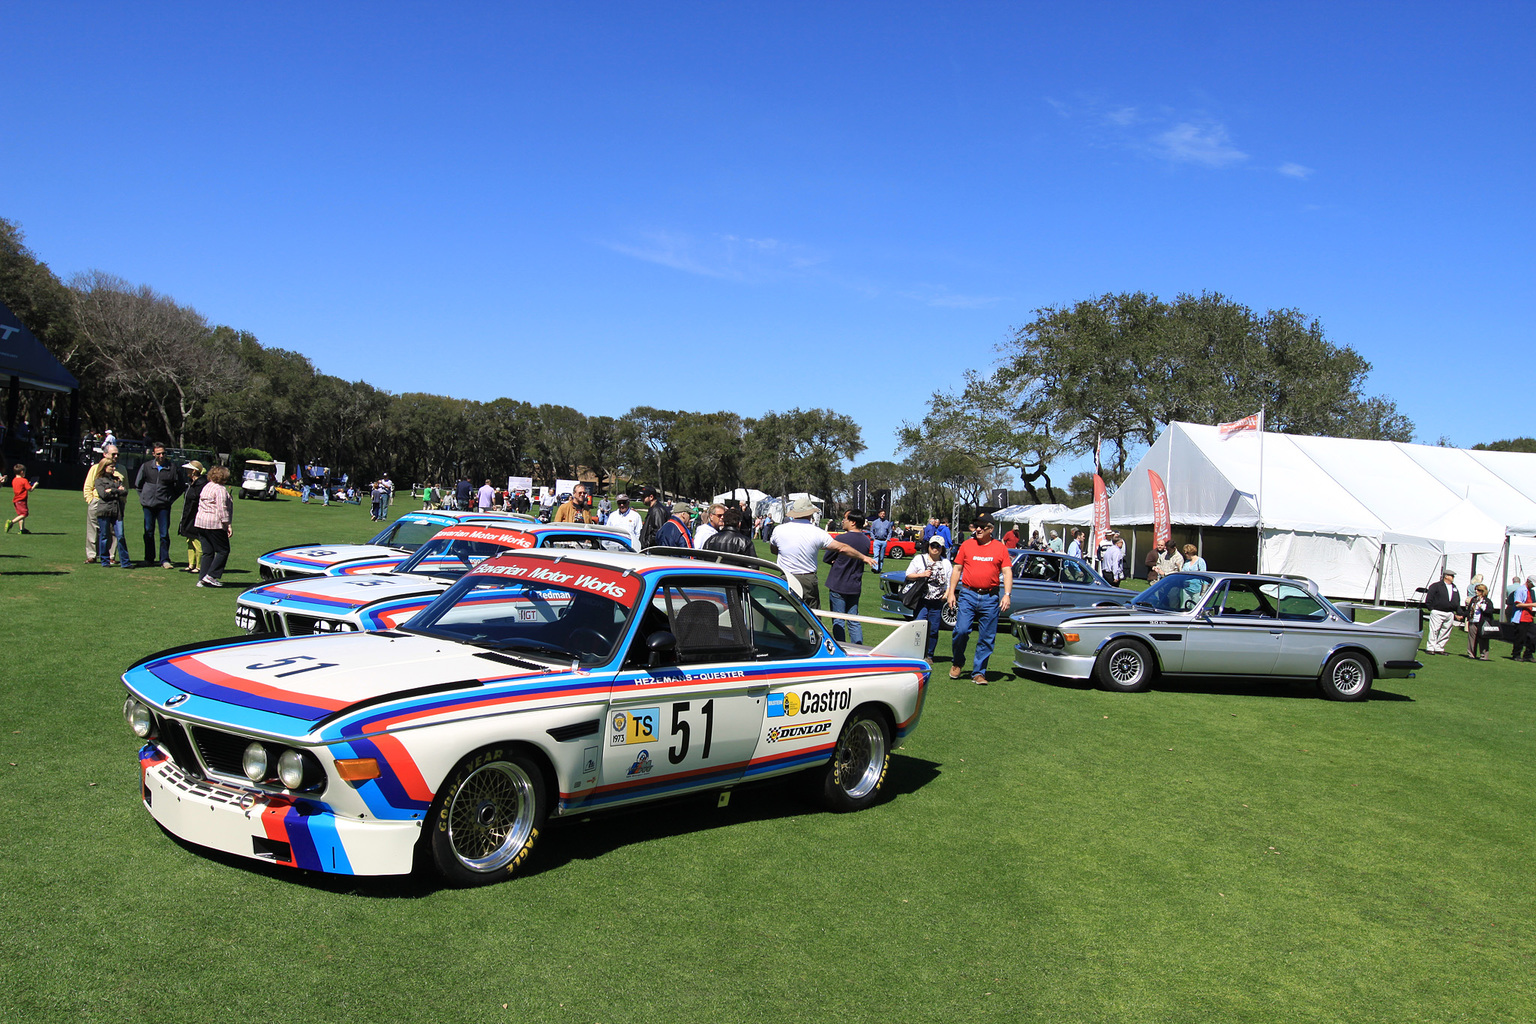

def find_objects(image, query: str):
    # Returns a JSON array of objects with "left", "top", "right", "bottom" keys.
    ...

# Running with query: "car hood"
[
  {"left": 1012, "top": 603, "right": 1172, "bottom": 626},
  {"left": 129, "top": 632, "right": 569, "bottom": 725},
  {"left": 240, "top": 573, "right": 445, "bottom": 611},
  {"left": 261, "top": 544, "right": 400, "bottom": 572}
]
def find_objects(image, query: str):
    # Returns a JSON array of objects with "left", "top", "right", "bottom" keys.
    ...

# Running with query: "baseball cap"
[{"left": 972, "top": 512, "right": 995, "bottom": 528}]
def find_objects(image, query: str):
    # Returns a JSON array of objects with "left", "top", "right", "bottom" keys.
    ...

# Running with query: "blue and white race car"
[
  {"left": 238, "top": 521, "right": 637, "bottom": 636},
  {"left": 257, "top": 510, "right": 532, "bottom": 581},
  {"left": 123, "top": 548, "right": 929, "bottom": 886}
]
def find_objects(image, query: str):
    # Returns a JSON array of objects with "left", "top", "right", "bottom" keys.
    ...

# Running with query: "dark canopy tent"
[{"left": 1, "top": 299, "right": 82, "bottom": 483}]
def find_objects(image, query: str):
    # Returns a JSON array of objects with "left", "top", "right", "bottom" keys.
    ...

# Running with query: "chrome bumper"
[{"left": 1011, "top": 646, "right": 1096, "bottom": 680}]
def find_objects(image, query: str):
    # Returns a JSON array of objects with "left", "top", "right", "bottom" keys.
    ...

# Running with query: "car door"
[
  {"left": 1012, "top": 553, "right": 1064, "bottom": 608},
  {"left": 1267, "top": 582, "right": 1341, "bottom": 676},
  {"left": 602, "top": 577, "right": 767, "bottom": 804},
  {"left": 1181, "top": 580, "right": 1281, "bottom": 675},
  {"left": 1059, "top": 557, "right": 1110, "bottom": 606}
]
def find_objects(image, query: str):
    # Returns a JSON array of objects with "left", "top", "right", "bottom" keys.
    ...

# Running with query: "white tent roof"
[
  {"left": 1077, "top": 422, "right": 1536, "bottom": 547},
  {"left": 713, "top": 487, "right": 770, "bottom": 506},
  {"left": 993, "top": 502, "right": 1073, "bottom": 523}
]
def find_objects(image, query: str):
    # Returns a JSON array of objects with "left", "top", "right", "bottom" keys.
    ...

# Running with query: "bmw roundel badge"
[{"left": 166, "top": 693, "right": 188, "bottom": 708}]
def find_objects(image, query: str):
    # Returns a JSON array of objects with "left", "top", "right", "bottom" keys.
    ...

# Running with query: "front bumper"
[
  {"left": 1011, "top": 645, "right": 1097, "bottom": 680},
  {"left": 139, "top": 748, "right": 420, "bottom": 876}
]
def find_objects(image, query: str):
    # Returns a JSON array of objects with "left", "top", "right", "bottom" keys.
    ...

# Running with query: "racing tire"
[
  {"left": 1317, "top": 651, "right": 1373, "bottom": 702},
  {"left": 810, "top": 706, "right": 892, "bottom": 812},
  {"left": 427, "top": 746, "right": 547, "bottom": 887},
  {"left": 1094, "top": 638, "right": 1155, "bottom": 693}
]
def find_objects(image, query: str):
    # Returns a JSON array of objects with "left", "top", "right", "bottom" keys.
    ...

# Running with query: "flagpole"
[{"left": 1256, "top": 408, "right": 1266, "bottom": 574}]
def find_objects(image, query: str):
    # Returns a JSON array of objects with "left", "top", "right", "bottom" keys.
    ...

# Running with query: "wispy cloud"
[
  {"left": 903, "top": 285, "right": 1006, "bottom": 309},
  {"left": 602, "top": 230, "right": 1006, "bottom": 310},
  {"left": 1047, "top": 96, "right": 1277, "bottom": 171},
  {"left": 601, "top": 231, "right": 827, "bottom": 282},
  {"left": 1278, "top": 162, "right": 1314, "bottom": 179},
  {"left": 1152, "top": 122, "right": 1248, "bottom": 167}
]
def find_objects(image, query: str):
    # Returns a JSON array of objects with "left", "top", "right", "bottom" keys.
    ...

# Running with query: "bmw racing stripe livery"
[{"left": 125, "top": 549, "right": 929, "bottom": 884}]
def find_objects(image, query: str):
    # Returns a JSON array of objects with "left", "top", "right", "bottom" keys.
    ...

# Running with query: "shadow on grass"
[
  {"left": 157, "top": 752, "right": 943, "bottom": 898},
  {"left": 1020, "top": 670, "right": 1414, "bottom": 702},
  {"left": 1, "top": 570, "right": 70, "bottom": 576}
]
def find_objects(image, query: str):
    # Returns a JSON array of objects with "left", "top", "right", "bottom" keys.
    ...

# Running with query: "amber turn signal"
[
  {"left": 334, "top": 758, "right": 381, "bottom": 781},
  {"left": 1063, "top": 633, "right": 1080, "bottom": 643}
]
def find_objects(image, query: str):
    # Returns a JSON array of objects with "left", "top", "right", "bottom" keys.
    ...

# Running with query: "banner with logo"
[
  {"left": 507, "top": 475, "right": 532, "bottom": 493},
  {"left": 1218, "top": 411, "right": 1263, "bottom": 438},
  {"left": 1092, "top": 474, "right": 1110, "bottom": 546},
  {"left": 1148, "top": 469, "right": 1171, "bottom": 548}
]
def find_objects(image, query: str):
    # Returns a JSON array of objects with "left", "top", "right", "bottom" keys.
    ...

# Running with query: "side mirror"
[{"left": 646, "top": 631, "right": 678, "bottom": 668}]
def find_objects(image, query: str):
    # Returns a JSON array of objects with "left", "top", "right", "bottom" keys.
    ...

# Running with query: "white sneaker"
[{"left": 198, "top": 576, "right": 224, "bottom": 588}]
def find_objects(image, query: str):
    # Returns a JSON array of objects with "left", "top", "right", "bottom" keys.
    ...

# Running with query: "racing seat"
[{"left": 672, "top": 601, "right": 721, "bottom": 651}]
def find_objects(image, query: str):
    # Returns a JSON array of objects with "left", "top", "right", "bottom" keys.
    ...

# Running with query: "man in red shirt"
[{"left": 944, "top": 513, "right": 1013, "bottom": 684}]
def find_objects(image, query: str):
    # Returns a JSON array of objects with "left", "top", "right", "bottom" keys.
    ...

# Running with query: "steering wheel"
[{"left": 567, "top": 628, "right": 609, "bottom": 659}]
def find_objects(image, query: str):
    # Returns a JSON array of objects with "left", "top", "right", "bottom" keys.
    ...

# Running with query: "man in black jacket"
[
  {"left": 703, "top": 508, "right": 755, "bottom": 557},
  {"left": 1423, "top": 568, "right": 1462, "bottom": 655},
  {"left": 135, "top": 443, "right": 184, "bottom": 569},
  {"left": 638, "top": 486, "right": 668, "bottom": 550}
]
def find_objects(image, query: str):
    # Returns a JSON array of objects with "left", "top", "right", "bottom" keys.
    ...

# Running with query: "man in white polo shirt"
[{"left": 769, "top": 497, "right": 874, "bottom": 609}]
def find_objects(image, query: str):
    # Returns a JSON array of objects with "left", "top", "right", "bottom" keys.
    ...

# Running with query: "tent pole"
[{"left": 1372, "top": 544, "right": 1387, "bottom": 606}]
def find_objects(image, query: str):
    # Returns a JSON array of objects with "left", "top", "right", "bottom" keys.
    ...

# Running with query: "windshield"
[
  {"left": 405, "top": 558, "right": 642, "bottom": 665},
  {"left": 371, "top": 519, "right": 446, "bottom": 550},
  {"left": 395, "top": 536, "right": 511, "bottom": 578},
  {"left": 1132, "top": 573, "right": 1213, "bottom": 612}
]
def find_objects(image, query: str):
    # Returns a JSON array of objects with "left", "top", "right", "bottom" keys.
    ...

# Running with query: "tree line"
[
  {"left": 4, "top": 215, "right": 1418, "bottom": 516},
  {"left": 1, "top": 218, "right": 862, "bottom": 498}
]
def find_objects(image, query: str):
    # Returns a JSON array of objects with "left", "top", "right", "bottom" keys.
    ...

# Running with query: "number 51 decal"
[{"left": 667, "top": 699, "right": 715, "bottom": 764}]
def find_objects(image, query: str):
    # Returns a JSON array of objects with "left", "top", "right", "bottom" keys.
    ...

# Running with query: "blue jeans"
[
  {"left": 142, "top": 505, "right": 171, "bottom": 564},
  {"left": 916, "top": 601, "right": 944, "bottom": 658},
  {"left": 872, "top": 538, "right": 887, "bottom": 571},
  {"left": 829, "top": 590, "right": 863, "bottom": 645},
  {"left": 951, "top": 588, "right": 1000, "bottom": 675},
  {"left": 97, "top": 517, "right": 130, "bottom": 567}
]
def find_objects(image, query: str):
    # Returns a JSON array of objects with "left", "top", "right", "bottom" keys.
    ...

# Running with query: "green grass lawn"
[{"left": 3, "top": 489, "right": 1534, "bottom": 1022}]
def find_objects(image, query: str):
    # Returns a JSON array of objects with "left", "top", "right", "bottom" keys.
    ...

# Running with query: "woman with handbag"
[
  {"left": 194, "top": 465, "right": 234, "bottom": 588},
  {"left": 1465, "top": 582, "right": 1497, "bottom": 660},
  {"left": 93, "top": 457, "right": 133, "bottom": 568},
  {"left": 903, "top": 536, "right": 952, "bottom": 663}
]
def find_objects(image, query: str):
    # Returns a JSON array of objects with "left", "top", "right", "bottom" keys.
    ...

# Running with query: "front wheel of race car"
[
  {"left": 810, "top": 707, "right": 892, "bottom": 812},
  {"left": 427, "top": 746, "right": 548, "bottom": 887}
]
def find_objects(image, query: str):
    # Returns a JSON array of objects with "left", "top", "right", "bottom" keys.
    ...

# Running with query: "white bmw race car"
[
  {"left": 123, "top": 549, "right": 930, "bottom": 886},
  {"left": 237, "top": 521, "right": 636, "bottom": 636},
  {"left": 256, "top": 510, "right": 533, "bottom": 581}
]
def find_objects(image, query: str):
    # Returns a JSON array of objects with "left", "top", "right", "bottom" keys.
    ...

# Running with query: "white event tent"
[{"left": 1055, "top": 422, "right": 1536, "bottom": 602}]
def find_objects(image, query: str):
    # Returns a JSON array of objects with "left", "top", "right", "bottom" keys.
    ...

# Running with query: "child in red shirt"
[{"left": 6, "top": 464, "right": 32, "bottom": 533}]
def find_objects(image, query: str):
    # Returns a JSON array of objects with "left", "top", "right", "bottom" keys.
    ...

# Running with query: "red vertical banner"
[
  {"left": 1148, "top": 469, "right": 1171, "bottom": 547},
  {"left": 1092, "top": 474, "right": 1110, "bottom": 548}
]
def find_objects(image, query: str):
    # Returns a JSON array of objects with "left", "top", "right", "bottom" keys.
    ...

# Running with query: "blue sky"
[{"left": 4, "top": 2, "right": 1532, "bottom": 478}]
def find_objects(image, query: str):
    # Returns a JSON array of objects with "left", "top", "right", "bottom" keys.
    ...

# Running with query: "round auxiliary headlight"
[
  {"left": 242, "top": 742, "right": 270, "bottom": 782},
  {"left": 277, "top": 749, "right": 309, "bottom": 790},
  {"left": 123, "top": 699, "right": 154, "bottom": 739}
]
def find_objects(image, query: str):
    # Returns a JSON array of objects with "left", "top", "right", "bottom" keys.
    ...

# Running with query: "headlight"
[
  {"left": 277, "top": 749, "right": 321, "bottom": 791},
  {"left": 235, "top": 606, "right": 259, "bottom": 632},
  {"left": 243, "top": 742, "right": 270, "bottom": 782},
  {"left": 123, "top": 698, "right": 155, "bottom": 738}
]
